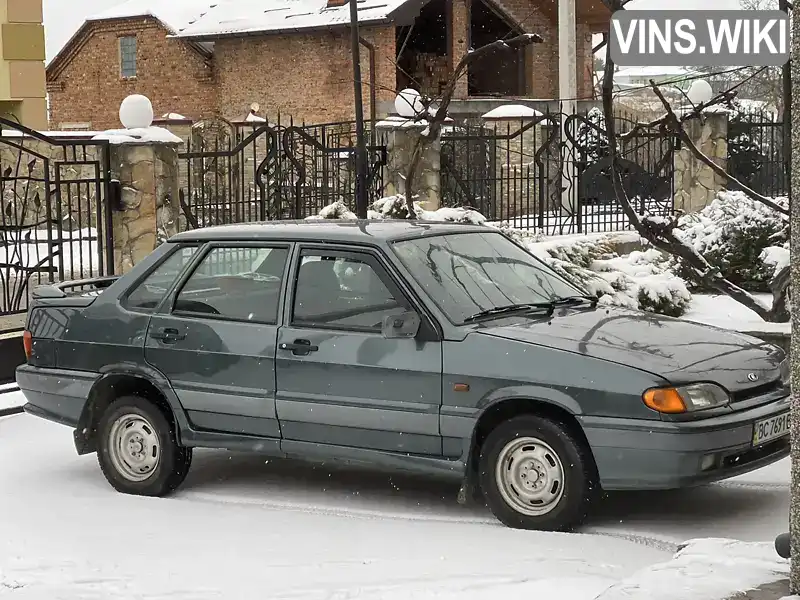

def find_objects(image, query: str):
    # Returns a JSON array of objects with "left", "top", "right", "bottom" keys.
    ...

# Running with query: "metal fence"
[
  {"left": 441, "top": 108, "right": 676, "bottom": 235},
  {"left": 177, "top": 117, "right": 388, "bottom": 230},
  {"left": 727, "top": 109, "right": 788, "bottom": 198},
  {"left": 0, "top": 119, "right": 114, "bottom": 322}
]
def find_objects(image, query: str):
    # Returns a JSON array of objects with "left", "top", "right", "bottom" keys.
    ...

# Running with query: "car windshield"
[{"left": 392, "top": 231, "right": 584, "bottom": 324}]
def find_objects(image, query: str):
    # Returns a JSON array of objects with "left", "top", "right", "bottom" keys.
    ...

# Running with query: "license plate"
[{"left": 752, "top": 412, "right": 790, "bottom": 446}]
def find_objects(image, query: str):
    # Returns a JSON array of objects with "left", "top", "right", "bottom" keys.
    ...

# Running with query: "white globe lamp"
[
  {"left": 395, "top": 89, "right": 423, "bottom": 118},
  {"left": 686, "top": 79, "right": 713, "bottom": 106},
  {"left": 119, "top": 94, "right": 154, "bottom": 129}
]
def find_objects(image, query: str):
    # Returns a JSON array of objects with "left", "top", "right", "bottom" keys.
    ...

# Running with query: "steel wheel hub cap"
[
  {"left": 495, "top": 436, "right": 565, "bottom": 516},
  {"left": 108, "top": 414, "right": 161, "bottom": 482}
]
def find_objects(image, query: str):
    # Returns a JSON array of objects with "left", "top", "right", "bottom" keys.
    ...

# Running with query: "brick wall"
[
  {"left": 213, "top": 25, "right": 396, "bottom": 124},
  {"left": 47, "top": 17, "right": 216, "bottom": 131},
  {"left": 450, "top": 0, "right": 469, "bottom": 99},
  {"left": 491, "top": 0, "right": 595, "bottom": 100}
]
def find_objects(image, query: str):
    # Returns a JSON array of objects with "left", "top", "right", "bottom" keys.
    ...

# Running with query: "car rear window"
[{"left": 124, "top": 245, "right": 199, "bottom": 312}]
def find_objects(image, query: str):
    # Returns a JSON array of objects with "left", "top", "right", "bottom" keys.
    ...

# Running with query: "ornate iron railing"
[
  {"left": 0, "top": 117, "right": 113, "bottom": 320},
  {"left": 441, "top": 108, "right": 677, "bottom": 235},
  {"left": 177, "top": 116, "right": 388, "bottom": 230}
]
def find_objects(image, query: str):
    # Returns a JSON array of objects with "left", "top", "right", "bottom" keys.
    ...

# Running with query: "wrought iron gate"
[
  {"left": 441, "top": 109, "right": 677, "bottom": 235},
  {"left": 177, "top": 117, "right": 387, "bottom": 230},
  {"left": 727, "top": 109, "right": 787, "bottom": 198},
  {"left": 0, "top": 117, "right": 114, "bottom": 321}
]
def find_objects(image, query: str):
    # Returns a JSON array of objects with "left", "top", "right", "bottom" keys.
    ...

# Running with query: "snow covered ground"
[
  {"left": 0, "top": 389, "right": 790, "bottom": 600},
  {"left": 683, "top": 294, "right": 791, "bottom": 335}
]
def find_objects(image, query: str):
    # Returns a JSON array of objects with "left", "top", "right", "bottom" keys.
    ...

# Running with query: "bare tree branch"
[
  {"left": 599, "top": 2, "right": 789, "bottom": 322},
  {"left": 402, "top": 33, "right": 543, "bottom": 215},
  {"left": 649, "top": 83, "right": 789, "bottom": 215}
]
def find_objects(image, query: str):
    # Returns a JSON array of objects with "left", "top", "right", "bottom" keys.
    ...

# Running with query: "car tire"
[
  {"left": 478, "top": 415, "right": 595, "bottom": 531},
  {"left": 97, "top": 395, "right": 192, "bottom": 497}
]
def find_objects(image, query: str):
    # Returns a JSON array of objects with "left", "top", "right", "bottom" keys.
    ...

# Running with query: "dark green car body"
[{"left": 17, "top": 220, "right": 790, "bottom": 495}]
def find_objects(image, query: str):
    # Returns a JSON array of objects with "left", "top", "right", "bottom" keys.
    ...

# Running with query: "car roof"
[{"left": 169, "top": 219, "right": 491, "bottom": 244}]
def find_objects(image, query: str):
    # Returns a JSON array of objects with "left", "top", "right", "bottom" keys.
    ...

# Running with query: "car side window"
[
  {"left": 292, "top": 252, "right": 408, "bottom": 331},
  {"left": 125, "top": 245, "right": 199, "bottom": 311},
  {"left": 173, "top": 246, "right": 289, "bottom": 324}
]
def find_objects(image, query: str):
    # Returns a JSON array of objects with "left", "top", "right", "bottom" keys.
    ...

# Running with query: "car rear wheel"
[
  {"left": 478, "top": 415, "right": 595, "bottom": 531},
  {"left": 97, "top": 395, "right": 192, "bottom": 496}
]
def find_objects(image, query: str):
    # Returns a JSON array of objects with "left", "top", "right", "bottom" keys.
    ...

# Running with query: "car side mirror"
[{"left": 382, "top": 311, "right": 421, "bottom": 339}]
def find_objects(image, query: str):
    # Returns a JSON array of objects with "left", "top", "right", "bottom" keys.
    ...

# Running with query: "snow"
[
  {"left": 0, "top": 227, "right": 100, "bottom": 279},
  {"left": 160, "top": 112, "right": 189, "bottom": 121},
  {"left": 173, "top": 0, "right": 413, "bottom": 40},
  {"left": 596, "top": 539, "right": 788, "bottom": 600},
  {"left": 481, "top": 105, "right": 544, "bottom": 120},
  {"left": 0, "top": 410, "right": 667, "bottom": 600},
  {"left": 88, "top": 0, "right": 220, "bottom": 36},
  {"left": 762, "top": 246, "right": 790, "bottom": 278},
  {"left": 683, "top": 294, "right": 791, "bottom": 335},
  {"left": 0, "top": 398, "right": 792, "bottom": 599},
  {"left": 0, "top": 386, "right": 24, "bottom": 412},
  {"left": 92, "top": 126, "right": 184, "bottom": 145}
]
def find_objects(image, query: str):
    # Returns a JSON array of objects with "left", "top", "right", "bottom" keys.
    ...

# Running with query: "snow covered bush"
[
  {"left": 309, "top": 197, "right": 692, "bottom": 317},
  {"left": 526, "top": 238, "right": 691, "bottom": 317},
  {"left": 671, "top": 190, "right": 788, "bottom": 292},
  {"left": 574, "top": 107, "right": 615, "bottom": 164}
]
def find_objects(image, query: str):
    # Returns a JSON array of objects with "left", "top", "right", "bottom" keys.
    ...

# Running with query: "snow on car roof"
[{"left": 171, "top": 219, "right": 489, "bottom": 244}]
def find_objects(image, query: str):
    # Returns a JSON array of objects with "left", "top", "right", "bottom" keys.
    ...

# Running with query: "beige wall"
[{"left": 0, "top": 0, "right": 46, "bottom": 129}]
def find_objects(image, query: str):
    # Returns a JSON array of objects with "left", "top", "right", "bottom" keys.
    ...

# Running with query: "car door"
[
  {"left": 275, "top": 245, "right": 443, "bottom": 456},
  {"left": 144, "top": 243, "right": 291, "bottom": 441}
]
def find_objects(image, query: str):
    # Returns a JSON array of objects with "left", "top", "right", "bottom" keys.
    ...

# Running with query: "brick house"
[{"left": 46, "top": 0, "right": 610, "bottom": 131}]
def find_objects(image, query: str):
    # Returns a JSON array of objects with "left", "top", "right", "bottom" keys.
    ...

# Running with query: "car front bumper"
[{"left": 578, "top": 394, "right": 791, "bottom": 491}]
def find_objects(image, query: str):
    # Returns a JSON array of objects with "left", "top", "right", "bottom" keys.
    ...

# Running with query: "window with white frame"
[{"left": 119, "top": 36, "right": 137, "bottom": 78}]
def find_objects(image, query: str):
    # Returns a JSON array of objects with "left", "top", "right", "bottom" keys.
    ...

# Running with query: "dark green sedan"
[{"left": 16, "top": 220, "right": 790, "bottom": 531}]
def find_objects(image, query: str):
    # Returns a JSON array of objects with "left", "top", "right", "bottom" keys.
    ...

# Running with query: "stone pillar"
[
  {"left": 110, "top": 142, "right": 181, "bottom": 274},
  {"left": 377, "top": 117, "right": 441, "bottom": 210},
  {"left": 673, "top": 110, "right": 728, "bottom": 213},
  {"left": 449, "top": 0, "right": 469, "bottom": 100}
]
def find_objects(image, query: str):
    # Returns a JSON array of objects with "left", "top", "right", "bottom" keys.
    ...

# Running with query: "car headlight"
[
  {"left": 643, "top": 383, "right": 730, "bottom": 414},
  {"left": 780, "top": 359, "right": 790, "bottom": 387}
]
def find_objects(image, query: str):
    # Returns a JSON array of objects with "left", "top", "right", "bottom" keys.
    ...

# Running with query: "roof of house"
[
  {"left": 87, "top": 0, "right": 220, "bottom": 36},
  {"left": 47, "top": 0, "right": 215, "bottom": 77},
  {"left": 171, "top": 0, "right": 420, "bottom": 40}
]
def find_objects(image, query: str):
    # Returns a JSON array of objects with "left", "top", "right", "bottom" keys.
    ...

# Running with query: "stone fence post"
[
  {"left": 673, "top": 109, "right": 728, "bottom": 213},
  {"left": 377, "top": 116, "right": 441, "bottom": 210},
  {"left": 109, "top": 142, "right": 181, "bottom": 274},
  {"left": 94, "top": 95, "right": 183, "bottom": 274}
]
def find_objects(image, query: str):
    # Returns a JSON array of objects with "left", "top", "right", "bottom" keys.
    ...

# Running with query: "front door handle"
[
  {"left": 151, "top": 327, "right": 186, "bottom": 343},
  {"left": 279, "top": 339, "right": 319, "bottom": 356}
]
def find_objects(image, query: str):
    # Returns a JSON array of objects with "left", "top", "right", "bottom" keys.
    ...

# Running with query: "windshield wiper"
[
  {"left": 550, "top": 295, "right": 599, "bottom": 308},
  {"left": 463, "top": 303, "right": 551, "bottom": 323},
  {"left": 463, "top": 296, "right": 599, "bottom": 324}
]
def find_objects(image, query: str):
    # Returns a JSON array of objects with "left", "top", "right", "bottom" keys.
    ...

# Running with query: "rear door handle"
[
  {"left": 279, "top": 339, "right": 319, "bottom": 355},
  {"left": 151, "top": 327, "right": 186, "bottom": 343}
]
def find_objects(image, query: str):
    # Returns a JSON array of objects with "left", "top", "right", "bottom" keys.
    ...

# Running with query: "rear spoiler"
[{"left": 32, "top": 276, "right": 120, "bottom": 299}]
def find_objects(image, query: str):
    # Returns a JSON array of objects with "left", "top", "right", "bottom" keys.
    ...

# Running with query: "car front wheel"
[
  {"left": 97, "top": 396, "right": 192, "bottom": 496},
  {"left": 478, "top": 415, "right": 595, "bottom": 531}
]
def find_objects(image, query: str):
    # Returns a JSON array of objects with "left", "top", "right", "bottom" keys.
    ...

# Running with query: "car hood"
[{"left": 476, "top": 306, "right": 784, "bottom": 394}]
